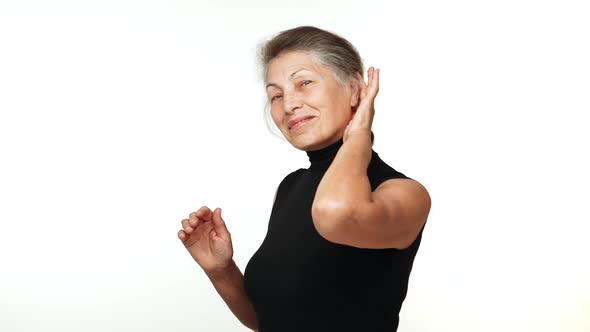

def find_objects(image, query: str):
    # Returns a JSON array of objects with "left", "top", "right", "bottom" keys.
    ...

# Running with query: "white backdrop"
[{"left": 1, "top": 1, "right": 588, "bottom": 331}]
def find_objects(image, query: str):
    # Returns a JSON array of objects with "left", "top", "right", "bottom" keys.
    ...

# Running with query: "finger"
[
  {"left": 357, "top": 72, "right": 366, "bottom": 86},
  {"left": 188, "top": 213, "right": 201, "bottom": 228},
  {"left": 211, "top": 207, "right": 231, "bottom": 240},
  {"left": 190, "top": 206, "right": 212, "bottom": 223},
  {"left": 368, "top": 68, "right": 379, "bottom": 97},
  {"left": 356, "top": 72, "right": 368, "bottom": 100},
  {"left": 188, "top": 215, "right": 199, "bottom": 228},
  {"left": 357, "top": 72, "right": 368, "bottom": 90},
  {"left": 372, "top": 68, "right": 380, "bottom": 91},
  {"left": 197, "top": 206, "right": 213, "bottom": 222},
  {"left": 178, "top": 229, "right": 188, "bottom": 241},
  {"left": 182, "top": 218, "right": 194, "bottom": 233},
  {"left": 189, "top": 206, "right": 209, "bottom": 220},
  {"left": 368, "top": 67, "right": 376, "bottom": 85}
]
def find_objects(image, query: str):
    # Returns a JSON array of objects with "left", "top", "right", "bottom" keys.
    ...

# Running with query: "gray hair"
[{"left": 256, "top": 26, "right": 365, "bottom": 140}]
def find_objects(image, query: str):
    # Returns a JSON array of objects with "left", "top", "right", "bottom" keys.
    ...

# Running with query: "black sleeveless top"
[{"left": 244, "top": 133, "right": 425, "bottom": 332}]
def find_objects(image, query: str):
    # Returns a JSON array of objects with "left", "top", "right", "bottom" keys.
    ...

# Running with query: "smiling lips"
[{"left": 288, "top": 116, "right": 315, "bottom": 131}]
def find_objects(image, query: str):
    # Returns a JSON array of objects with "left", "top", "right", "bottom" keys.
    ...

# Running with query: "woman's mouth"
[{"left": 289, "top": 117, "right": 315, "bottom": 131}]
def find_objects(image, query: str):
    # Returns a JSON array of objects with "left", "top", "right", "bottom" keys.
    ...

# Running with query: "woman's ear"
[{"left": 349, "top": 77, "right": 361, "bottom": 108}]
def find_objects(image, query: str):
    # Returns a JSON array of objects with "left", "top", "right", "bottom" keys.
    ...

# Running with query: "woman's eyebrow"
[{"left": 266, "top": 68, "right": 312, "bottom": 90}]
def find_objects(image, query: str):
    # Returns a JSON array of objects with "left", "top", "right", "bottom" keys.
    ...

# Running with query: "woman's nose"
[{"left": 283, "top": 92, "right": 303, "bottom": 113}]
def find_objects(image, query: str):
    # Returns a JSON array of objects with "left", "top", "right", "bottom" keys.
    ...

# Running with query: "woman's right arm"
[
  {"left": 178, "top": 206, "right": 259, "bottom": 331},
  {"left": 206, "top": 260, "right": 259, "bottom": 331},
  {"left": 179, "top": 186, "right": 279, "bottom": 332},
  {"left": 209, "top": 184, "right": 278, "bottom": 331},
  {"left": 205, "top": 185, "right": 279, "bottom": 331}
]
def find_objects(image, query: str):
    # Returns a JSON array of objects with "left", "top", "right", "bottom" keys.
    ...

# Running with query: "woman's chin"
[{"left": 289, "top": 133, "right": 328, "bottom": 151}]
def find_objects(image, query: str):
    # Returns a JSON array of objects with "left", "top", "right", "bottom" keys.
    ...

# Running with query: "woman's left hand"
[{"left": 343, "top": 66, "right": 379, "bottom": 143}]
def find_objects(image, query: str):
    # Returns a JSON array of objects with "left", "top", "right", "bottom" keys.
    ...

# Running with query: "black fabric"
[{"left": 244, "top": 133, "right": 425, "bottom": 332}]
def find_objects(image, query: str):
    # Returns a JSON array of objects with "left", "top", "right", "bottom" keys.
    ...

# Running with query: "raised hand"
[
  {"left": 343, "top": 67, "right": 379, "bottom": 143},
  {"left": 178, "top": 206, "right": 234, "bottom": 274}
]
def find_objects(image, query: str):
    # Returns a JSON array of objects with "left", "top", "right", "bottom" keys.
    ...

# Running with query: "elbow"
[{"left": 311, "top": 202, "right": 350, "bottom": 243}]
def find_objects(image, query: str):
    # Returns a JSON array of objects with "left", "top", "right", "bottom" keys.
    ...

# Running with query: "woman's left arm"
[
  {"left": 311, "top": 67, "right": 431, "bottom": 249},
  {"left": 311, "top": 131, "right": 431, "bottom": 250}
]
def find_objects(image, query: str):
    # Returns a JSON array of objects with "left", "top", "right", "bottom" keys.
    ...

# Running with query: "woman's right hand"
[{"left": 178, "top": 206, "right": 234, "bottom": 275}]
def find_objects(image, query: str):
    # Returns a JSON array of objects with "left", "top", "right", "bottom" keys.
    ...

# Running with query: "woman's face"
[{"left": 266, "top": 51, "right": 359, "bottom": 151}]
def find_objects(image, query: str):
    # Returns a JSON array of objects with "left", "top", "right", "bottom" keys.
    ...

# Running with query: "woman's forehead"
[{"left": 267, "top": 53, "right": 326, "bottom": 81}]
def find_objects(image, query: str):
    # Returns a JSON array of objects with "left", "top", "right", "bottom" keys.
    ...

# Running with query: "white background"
[{"left": 1, "top": 1, "right": 588, "bottom": 331}]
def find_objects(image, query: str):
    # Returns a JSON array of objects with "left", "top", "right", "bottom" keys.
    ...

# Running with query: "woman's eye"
[{"left": 270, "top": 82, "right": 310, "bottom": 102}]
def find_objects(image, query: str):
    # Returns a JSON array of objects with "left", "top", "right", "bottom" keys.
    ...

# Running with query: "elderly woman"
[{"left": 178, "top": 26, "right": 431, "bottom": 332}]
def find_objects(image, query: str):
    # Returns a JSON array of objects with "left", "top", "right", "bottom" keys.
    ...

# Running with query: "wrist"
[
  {"left": 344, "top": 131, "right": 373, "bottom": 165},
  {"left": 206, "top": 259, "right": 239, "bottom": 282}
]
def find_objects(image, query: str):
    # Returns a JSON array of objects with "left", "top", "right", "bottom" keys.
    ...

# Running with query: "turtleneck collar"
[
  {"left": 305, "top": 131, "right": 374, "bottom": 170},
  {"left": 306, "top": 136, "right": 344, "bottom": 169}
]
